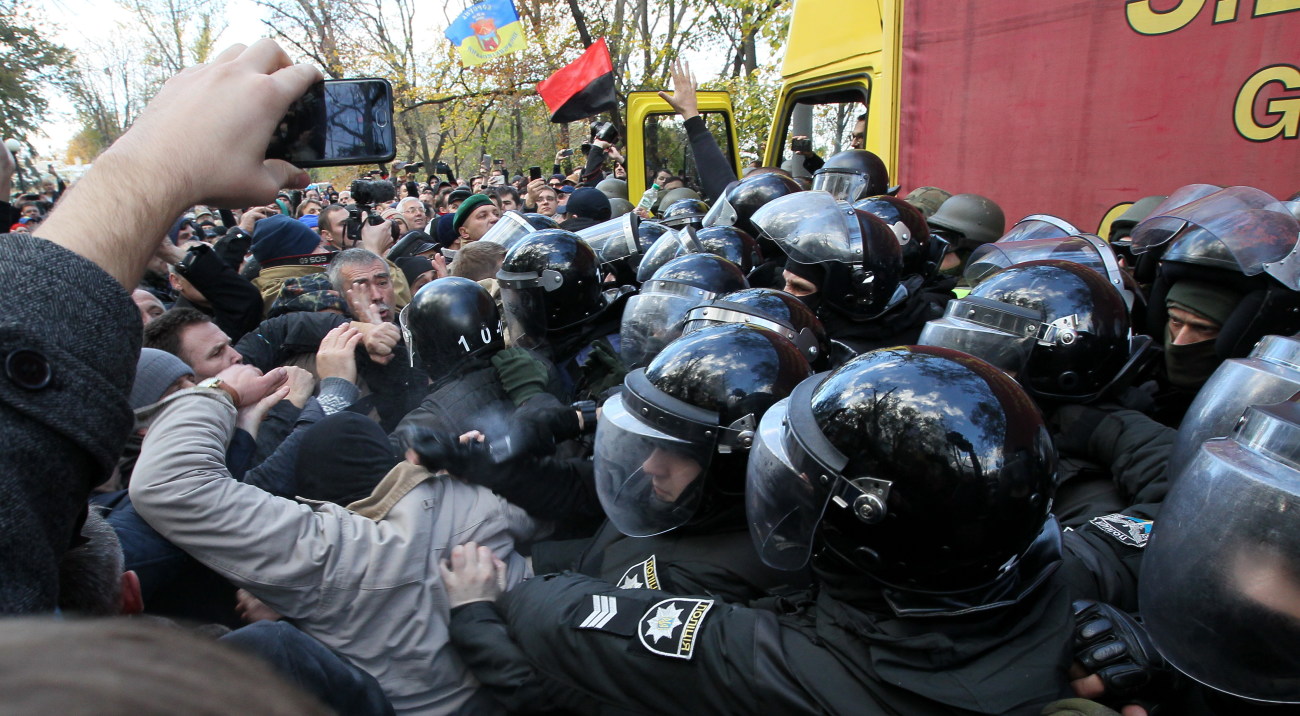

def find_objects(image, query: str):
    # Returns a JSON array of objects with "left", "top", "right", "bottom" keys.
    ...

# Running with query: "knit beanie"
[
  {"left": 130, "top": 349, "right": 195, "bottom": 410},
  {"left": 251, "top": 214, "right": 322, "bottom": 263},
  {"left": 1166, "top": 279, "right": 1240, "bottom": 327}
]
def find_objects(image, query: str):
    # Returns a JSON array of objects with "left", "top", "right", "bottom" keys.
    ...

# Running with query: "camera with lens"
[
  {"left": 344, "top": 178, "right": 399, "bottom": 244},
  {"left": 590, "top": 121, "right": 619, "bottom": 145}
]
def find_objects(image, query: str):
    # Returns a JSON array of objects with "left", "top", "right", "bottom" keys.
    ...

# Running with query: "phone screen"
[
  {"left": 529, "top": 166, "right": 542, "bottom": 180},
  {"left": 267, "top": 79, "right": 396, "bottom": 168}
]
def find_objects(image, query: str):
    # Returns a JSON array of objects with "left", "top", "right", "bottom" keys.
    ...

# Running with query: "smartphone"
[
  {"left": 790, "top": 137, "right": 812, "bottom": 153},
  {"left": 267, "top": 79, "right": 396, "bottom": 168},
  {"left": 529, "top": 166, "right": 542, "bottom": 181},
  {"left": 558, "top": 148, "right": 574, "bottom": 158}
]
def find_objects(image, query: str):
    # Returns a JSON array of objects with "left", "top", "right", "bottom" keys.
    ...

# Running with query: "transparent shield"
[
  {"left": 637, "top": 227, "right": 703, "bottom": 283},
  {"left": 752, "top": 192, "right": 861, "bottom": 264},
  {"left": 1168, "top": 335, "right": 1300, "bottom": 480},
  {"left": 917, "top": 316, "right": 1035, "bottom": 374},
  {"left": 594, "top": 393, "right": 713, "bottom": 537}
]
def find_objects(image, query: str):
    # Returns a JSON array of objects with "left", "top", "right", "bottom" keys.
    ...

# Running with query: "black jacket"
[
  {"left": 682, "top": 115, "right": 737, "bottom": 204},
  {"left": 388, "top": 361, "right": 515, "bottom": 453},
  {"left": 173, "top": 242, "right": 264, "bottom": 342},
  {"left": 473, "top": 533, "right": 1073, "bottom": 716},
  {"left": 823, "top": 283, "right": 946, "bottom": 365},
  {"left": 236, "top": 311, "right": 426, "bottom": 432}
]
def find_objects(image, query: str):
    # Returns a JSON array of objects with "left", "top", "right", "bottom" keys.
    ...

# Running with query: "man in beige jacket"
[{"left": 130, "top": 364, "right": 542, "bottom": 714}]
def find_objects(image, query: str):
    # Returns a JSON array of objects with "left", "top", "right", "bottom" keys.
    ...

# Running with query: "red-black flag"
[{"left": 536, "top": 38, "right": 617, "bottom": 124}]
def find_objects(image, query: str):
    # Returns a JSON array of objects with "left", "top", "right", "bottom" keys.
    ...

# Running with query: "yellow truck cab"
[{"left": 623, "top": 91, "right": 743, "bottom": 209}]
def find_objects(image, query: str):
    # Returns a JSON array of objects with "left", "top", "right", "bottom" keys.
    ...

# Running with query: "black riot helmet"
[
  {"left": 659, "top": 198, "right": 710, "bottom": 230},
  {"left": 747, "top": 345, "right": 1056, "bottom": 591},
  {"left": 1131, "top": 186, "right": 1300, "bottom": 360},
  {"left": 753, "top": 192, "right": 907, "bottom": 321},
  {"left": 811, "top": 149, "right": 890, "bottom": 203},
  {"left": 696, "top": 225, "right": 763, "bottom": 274},
  {"left": 703, "top": 171, "right": 803, "bottom": 241},
  {"left": 620, "top": 253, "right": 749, "bottom": 369},
  {"left": 637, "top": 226, "right": 705, "bottom": 283},
  {"left": 596, "top": 323, "right": 811, "bottom": 537},
  {"left": 919, "top": 260, "right": 1150, "bottom": 404},
  {"left": 682, "top": 287, "right": 830, "bottom": 369},
  {"left": 854, "top": 195, "right": 936, "bottom": 279},
  {"left": 496, "top": 228, "right": 605, "bottom": 353},
  {"left": 399, "top": 276, "right": 503, "bottom": 374}
]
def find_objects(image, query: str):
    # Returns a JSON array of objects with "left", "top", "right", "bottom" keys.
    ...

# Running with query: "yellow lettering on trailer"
[{"left": 1234, "top": 65, "right": 1300, "bottom": 142}]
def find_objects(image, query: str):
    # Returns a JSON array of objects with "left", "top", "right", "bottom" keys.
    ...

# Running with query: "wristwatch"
[{"left": 197, "top": 377, "right": 241, "bottom": 405}]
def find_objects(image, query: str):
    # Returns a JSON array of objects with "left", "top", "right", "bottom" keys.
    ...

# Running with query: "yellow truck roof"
[{"left": 780, "top": 0, "right": 883, "bottom": 81}]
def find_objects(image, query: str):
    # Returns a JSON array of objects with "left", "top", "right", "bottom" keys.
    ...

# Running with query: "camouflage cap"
[
  {"left": 269, "top": 272, "right": 348, "bottom": 318},
  {"left": 903, "top": 186, "right": 952, "bottom": 218}
]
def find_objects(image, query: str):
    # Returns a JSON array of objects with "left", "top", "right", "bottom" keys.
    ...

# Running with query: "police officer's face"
[
  {"left": 782, "top": 270, "right": 818, "bottom": 297},
  {"left": 1167, "top": 306, "right": 1220, "bottom": 346},
  {"left": 643, "top": 447, "right": 702, "bottom": 502}
]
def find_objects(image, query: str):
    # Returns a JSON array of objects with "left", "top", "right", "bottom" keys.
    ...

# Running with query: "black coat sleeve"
[
  {"left": 235, "top": 312, "right": 348, "bottom": 372},
  {"left": 682, "top": 115, "right": 736, "bottom": 204},
  {"left": 1088, "top": 409, "right": 1173, "bottom": 506},
  {"left": 580, "top": 146, "right": 606, "bottom": 187},
  {"left": 449, "top": 601, "right": 591, "bottom": 714},
  {"left": 498, "top": 573, "right": 815, "bottom": 716},
  {"left": 179, "top": 243, "right": 264, "bottom": 342}
]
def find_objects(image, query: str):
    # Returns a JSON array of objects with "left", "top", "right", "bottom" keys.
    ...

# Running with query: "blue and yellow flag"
[{"left": 444, "top": 0, "right": 527, "bottom": 68}]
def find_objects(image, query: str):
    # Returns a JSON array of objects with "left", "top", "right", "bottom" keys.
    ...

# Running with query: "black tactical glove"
[
  {"left": 1072, "top": 600, "right": 1169, "bottom": 701},
  {"left": 1052, "top": 405, "right": 1110, "bottom": 457},
  {"left": 405, "top": 427, "right": 495, "bottom": 478},
  {"left": 491, "top": 347, "right": 551, "bottom": 406},
  {"left": 507, "top": 402, "right": 583, "bottom": 458}
]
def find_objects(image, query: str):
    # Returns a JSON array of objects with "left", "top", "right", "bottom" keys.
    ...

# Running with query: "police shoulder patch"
[
  {"left": 1088, "top": 513, "right": 1153, "bottom": 548},
  {"left": 637, "top": 598, "right": 714, "bottom": 660},
  {"left": 617, "top": 555, "right": 660, "bottom": 590},
  {"left": 573, "top": 593, "right": 642, "bottom": 636}
]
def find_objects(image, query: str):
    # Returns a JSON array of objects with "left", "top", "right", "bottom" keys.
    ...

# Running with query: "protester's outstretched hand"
[
  {"left": 238, "top": 206, "right": 272, "bottom": 234},
  {"left": 439, "top": 542, "right": 507, "bottom": 609},
  {"left": 214, "top": 364, "right": 288, "bottom": 409},
  {"left": 316, "top": 323, "right": 363, "bottom": 383},
  {"left": 658, "top": 59, "right": 700, "bottom": 121}
]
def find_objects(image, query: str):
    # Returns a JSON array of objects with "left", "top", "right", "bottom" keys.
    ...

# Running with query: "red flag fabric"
[{"left": 536, "top": 38, "right": 617, "bottom": 124}]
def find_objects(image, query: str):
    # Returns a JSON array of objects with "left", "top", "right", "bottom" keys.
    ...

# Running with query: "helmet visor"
[
  {"left": 918, "top": 298, "right": 1041, "bottom": 373},
  {"left": 594, "top": 391, "right": 715, "bottom": 537},
  {"left": 637, "top": 227, "right": 703, "bottom": 283},
  {"left": 619, "top": 282, "right": 715, "bottom": 369},
  {"left": 478, "top": 211, "right": 536, "bottom": 252},
  {"left": 702, "top": 186, "right": 739, "bottom": 228},
  {"left": 964, "top": 236, "right": 1114, "bottom": 286},
  {"left": 747, "top": 386, "right": 877, "bottom": 571},
  {"left": 1160, "top": 208, "right": 1300, "bottom": 287},
  {"left": 1142, "top": 411, "right": 1300, "bottom": 703},
  {"left": 999, "top": 215, "right": 1079, "bottom": 243},
  {"left": 752, "top": 192, "right": 861, "bottom": 265},
  {"left": 578, "top": 214, "right": 639, "bottom": 266},
  {"left": 499, "top": 284, "right": 550, "bottom": 351},
  {"left": 811, "top": 170, "right": 868, "bottom": 202}
]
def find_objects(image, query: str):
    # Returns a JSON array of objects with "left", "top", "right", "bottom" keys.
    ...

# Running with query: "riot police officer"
[{"left": 443, "top": 345, "right": 1076, "bottom": 716}]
